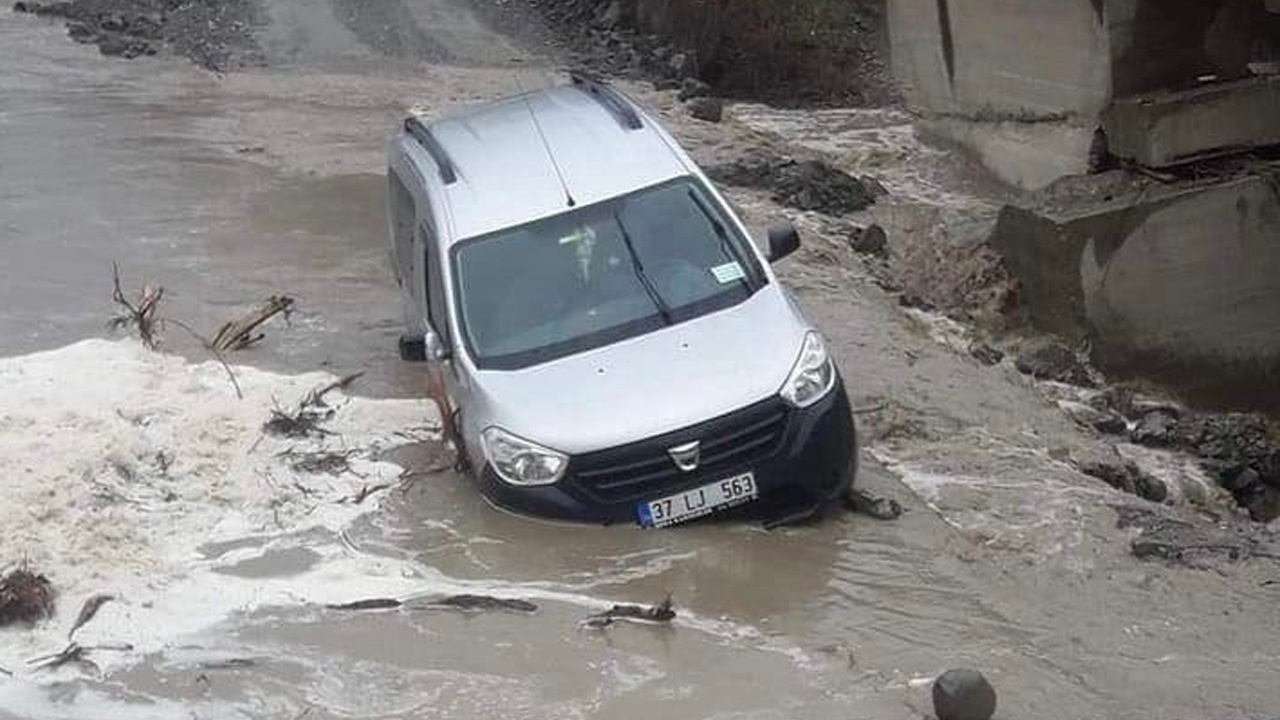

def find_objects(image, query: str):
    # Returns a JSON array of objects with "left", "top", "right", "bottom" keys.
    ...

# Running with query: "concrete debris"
[
  {"left": 707, "top": 152, "right": 875, "bottom": 216},
  {"left": 1014, "top": 337, "right": 1098, "bottom": 387},
  {"left": 932, "top": 668, "right": 997, "bottom": 720},
  {"left": 686, "top": 96, "right": 723, "bottom": 123},
  {"left": 0, "top": 567, "right": 55, "bottom": 627}
]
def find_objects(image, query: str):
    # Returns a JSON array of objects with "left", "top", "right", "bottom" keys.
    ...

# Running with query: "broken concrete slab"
[
  {"left": 992, "top": 169, "right": 1280, "bottom": 409},
  {"left": 1105, "top": 75, "right": 1280, "bottom": 167}
]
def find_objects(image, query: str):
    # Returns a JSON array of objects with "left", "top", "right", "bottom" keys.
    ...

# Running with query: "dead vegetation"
[
  {"left": 262, "top": 372, "right": 363, "bottom": 439},
  {"left": 67, "top": 594, "right": 115, "bottom": 640},
  {"left": 109, "top": 264, "right": 297, "bottom": 399},
  {"left": 0, "top": 565, "right": 55, "bottom": 627},
  {"left": 211, "top": 295, "right": 295, "bottom": 352},
  {"left": 108, "top": 263, "right": 245, "bottom": 398}
]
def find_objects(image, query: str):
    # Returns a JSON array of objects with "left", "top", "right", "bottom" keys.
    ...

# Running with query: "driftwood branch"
[
  {"left": 210, "top": 295, "right": 295, "bottom": 352},
  {"left": 107, "top": 263, "right": 244, "bottom": 398},
  {"left": 109, "top": 263, "right": 163, "bottom": 349}
]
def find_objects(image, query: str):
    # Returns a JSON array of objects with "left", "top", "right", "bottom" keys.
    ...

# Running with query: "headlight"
[
  {"left": 481, "top": 427, "right": 568, "bottom": 486},
  {"left": 779, "top": 331, "right": 836, "bottom": 408}
]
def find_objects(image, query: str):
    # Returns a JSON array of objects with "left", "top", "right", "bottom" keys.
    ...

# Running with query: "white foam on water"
[
  {"left": 0, "top": 340, "right": 817, "bottom": 717},
  {"left": 0, "top": 339, "right": 437, "bottom": 676}
]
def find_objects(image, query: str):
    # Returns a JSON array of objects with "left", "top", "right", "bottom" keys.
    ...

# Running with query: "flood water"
[{"left": 2, "top": 3, "right": 1279, "bottom": 719}]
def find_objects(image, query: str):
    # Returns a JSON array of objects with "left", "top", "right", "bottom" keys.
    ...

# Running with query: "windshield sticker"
[{"left": 711, "top": 261, "right": 746, "bottom": 284}]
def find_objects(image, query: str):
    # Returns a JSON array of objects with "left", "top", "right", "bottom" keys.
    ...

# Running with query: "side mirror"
[
  {"left": 424, "top": 328, "right": 450, "bottom": 362},
  {"left": 399, "top": 328, "right": 450, "bottom": 362},
  {"left": 767, "top": 223, "right": 801, "bottom": 262}
]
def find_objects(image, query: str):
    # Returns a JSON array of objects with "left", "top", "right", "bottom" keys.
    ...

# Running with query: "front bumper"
[{"left": 476, "top": 380, "right": 857, "bottom": 525}]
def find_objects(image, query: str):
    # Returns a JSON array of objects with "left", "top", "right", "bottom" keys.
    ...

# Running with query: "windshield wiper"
[
  {"left": 687, "top": 189, "right": 756, "bottom": 290},
  {"left": 614, "top": 210, "right": 673, "bottom": 324}
]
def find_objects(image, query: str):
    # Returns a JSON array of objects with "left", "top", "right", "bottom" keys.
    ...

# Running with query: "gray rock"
[
  {"left": 1080, "top": 459, "right": 1137, "bottom": 495},
  {"left": 652, "top": 77, "right": 681, "bottom": 91},
  {"left": 668, "top": 51, "right": 692, "bottom": 78},
  {"left": 677, "top": 77, "right": 712, "bottom": 101},
  {"left": 1134, "top": 470, "right": 1169, "bottom": 503},
  {"left": 1014, "top": 337, "right": 1097, "bottom": 387},
  {"left": 1242, "top": 484, "right": 1280, "bottom": 523},
  {"left": 860, "top": 175, "right": 890, "bottom": 197},
  {"left": 968, "top": 342, "right": 1004, "bottom": 367},
  {"left": 1130, "top": 410, "right": 1178, "bottom": 446},
  {"left": 687, "top": 97, "right": 723, "bottom": 123},
  {"left": 932, "top": 668, "right": 997, "bottom": 720},
  {"left": 848, "top": 224, "right": 887, "bottom": 255},
  {"left": 1061, "top": 401, "right": 1127, "bottom": 435}
]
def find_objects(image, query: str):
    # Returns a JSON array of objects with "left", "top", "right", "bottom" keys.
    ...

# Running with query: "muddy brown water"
[{"left": 3, "top": 3, "right": 1280, "bottom": 719}]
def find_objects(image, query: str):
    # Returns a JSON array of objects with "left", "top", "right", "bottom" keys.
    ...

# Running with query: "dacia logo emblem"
[{"left": 667, "top": 441, "right": 701, "bottom": 472}]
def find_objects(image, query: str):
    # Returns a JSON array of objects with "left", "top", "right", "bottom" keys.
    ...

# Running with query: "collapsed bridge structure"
[{"left": 889, "top": 0, "right": 1280, "bottom": 408}]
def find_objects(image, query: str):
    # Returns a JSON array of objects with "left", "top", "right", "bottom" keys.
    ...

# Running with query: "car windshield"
[{"left": 452, "top": 178, "right": 765, "bottom": 370}]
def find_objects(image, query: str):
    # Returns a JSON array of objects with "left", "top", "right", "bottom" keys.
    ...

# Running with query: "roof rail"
[
  {"left": 568, "top": 72, "right": 643, "bottom": 131},
  {"left": 403, "top": 116, "right": 458, "bottom": 185}
]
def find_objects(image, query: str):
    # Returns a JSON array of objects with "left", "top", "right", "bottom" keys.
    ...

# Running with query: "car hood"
[{"left": 470, "top": 287, "right": 810, "bottom": 455}]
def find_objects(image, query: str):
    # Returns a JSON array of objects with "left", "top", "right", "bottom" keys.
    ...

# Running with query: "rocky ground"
[
  {"left": 13, "top": 0, "right": 260, "bottom": 70},
  {"left": 470, "top": 0, "right": 892, "bottom": 107}
]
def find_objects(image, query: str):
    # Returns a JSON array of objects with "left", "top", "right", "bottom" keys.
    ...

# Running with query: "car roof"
[{"left": 413, "top": 81, "right": 693, "bottom": 242}]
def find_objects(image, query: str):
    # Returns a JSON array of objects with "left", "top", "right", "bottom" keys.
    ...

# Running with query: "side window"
[
  {"left": 421, "top": 223, "right": 449, "bottom": 342},
  {"left": 388, "top": 171, "right": 415, "bottom": 285}
]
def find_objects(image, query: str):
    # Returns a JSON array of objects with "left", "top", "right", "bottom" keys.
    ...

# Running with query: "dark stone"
[
  {"left": 1242, "top": 484, "right": 1280, "bottom": 523},
  {"left": 1014, "top": 338, "right": 1097, "bottom": 387},
  {"left": 99, "top": 12, "right": 124, "bottom": 32},
  {"left": 687, "top": 97, "right": 723, "bottom": 123},
  {"left": 848, "top": 223, "right": 887, "bottom": 254},
  {"left": 1092, "top": 411, "right": 1129, "bottom": 435},
  {"left": 844, "top": 489, "right": 904, "bottom": 520},
  {"left": 932, "top": 668, "right": 997, "bottom": 720},
  {"left": 707, "top": 152, "right": 875, "bottom": 216},
  {"left": 13, "top": 1, "right": 31, "bottom": 12},
  {"left": 652, "top": 77, "right": 680, "bottom": 91},
  {"left": 65, "top": 20, "right": 95, "bottom": 42},
  {"left": 1080, "top": 460, "right": 1137, "bottom": 495},
  {"left": 1221, "top": 466, "right": 1262, "bottom": 493},
  {"left": 898, "top": 291, "right": 934, "bottom": 311},
  {"left": 860, "top": 175, "right": 889, "bottom": 197},
  {"left": 1133, "top": 469, "right": 1169, "bottom": 503},
  {"left": 677, "top": 77, "right": 712, "bottom": 101},
  {"left": 968, "top": 342, "right": 1004, "bottom": 366},
  {"left": 1063, "top": 402, "right": 1128, "bottom": 434}
]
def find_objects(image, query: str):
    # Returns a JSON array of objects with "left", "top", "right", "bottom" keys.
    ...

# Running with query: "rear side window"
[{"left": 421, "top": 223, "right": 449, "bottom": 342}]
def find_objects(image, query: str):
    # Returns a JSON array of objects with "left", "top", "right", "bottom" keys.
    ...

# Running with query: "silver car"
[{"left": 386, "top": 74, "right": 856, "bottom": 527}]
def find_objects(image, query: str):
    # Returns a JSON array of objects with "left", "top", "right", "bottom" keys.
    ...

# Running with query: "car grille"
[{"left": 569, "top": 398, "right": 790, "bottom": 504}]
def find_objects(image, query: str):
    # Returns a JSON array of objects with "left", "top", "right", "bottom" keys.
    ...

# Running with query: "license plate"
[{"left": 637, "top": 472, "right": 758, "bottom": 528}]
